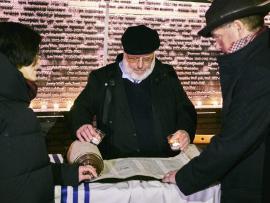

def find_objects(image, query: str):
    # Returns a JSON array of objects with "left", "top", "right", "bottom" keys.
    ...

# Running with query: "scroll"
[{"left": 67, "top": 141, "right": 200, "bottom": 181}]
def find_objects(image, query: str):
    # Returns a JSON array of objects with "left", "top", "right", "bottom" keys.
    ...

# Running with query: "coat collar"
[
  {"left": 217, "top": 28, "right": 269, "bottom": 76},
  {"left": 217, "top": 28, "right": 269, "bottom": 115}
]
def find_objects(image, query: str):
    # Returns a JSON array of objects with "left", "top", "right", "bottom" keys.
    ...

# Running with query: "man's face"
[
  {"left": 123, "top": 52, "right": 155, "bottom": 80},
  {"left": 211, "top": 22, "right": 240, "bottom": 53}
]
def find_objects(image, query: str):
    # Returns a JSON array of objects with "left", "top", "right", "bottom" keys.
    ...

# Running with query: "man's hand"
[
  {"left": 78, "top": 165, "right": 98, "bottom": 182},
  {"left": 162, "top": 170, "right": 177, "bottom": 184},
  {"left": 76, "top": 124, "right": 99, "bottom": 142},
  {"left": 168, "top": 130, "right": 190, "bottom": 151}
]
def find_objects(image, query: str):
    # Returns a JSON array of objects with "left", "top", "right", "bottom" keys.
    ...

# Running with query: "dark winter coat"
[
  {"left": 69, "top": 54, "right": 197, "bottom": 159},
  {"left": 0, "top": 53, "right": 78, "bottom": 203},
  {"left": 176, "top": 28, "right": 270, "bottom": 203}
]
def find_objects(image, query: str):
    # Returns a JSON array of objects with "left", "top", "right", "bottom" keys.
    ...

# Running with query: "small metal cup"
[{"left": 91, "top": 129, "right": 105, "bottom": 145}]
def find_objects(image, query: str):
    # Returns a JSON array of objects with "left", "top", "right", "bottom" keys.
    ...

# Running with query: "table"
[{"left": 49, "top": 154, "right": 220, "bottom": 203}]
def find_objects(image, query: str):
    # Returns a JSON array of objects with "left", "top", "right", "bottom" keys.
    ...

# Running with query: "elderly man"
[
  {"left": 163, "top": 0, "right": 270, "bottom": 203},
  {"left": 68, "top": 25, "right": 197, "bottom": 159}
]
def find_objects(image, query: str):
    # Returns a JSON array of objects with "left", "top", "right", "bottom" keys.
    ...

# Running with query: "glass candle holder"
[
  {"left": 91, "top": 129, "right": 106, "bottom": 145},
  {"left": 167, "top": 135, "right": 181, "bottom": 151}
]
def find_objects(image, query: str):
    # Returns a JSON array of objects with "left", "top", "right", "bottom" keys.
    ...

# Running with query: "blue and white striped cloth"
[
  {"left": 49, "top": 154, "right": 220, "bottom": 203},
  {"left": 49, "top": 154, "right": 90, "bottom": 203}
]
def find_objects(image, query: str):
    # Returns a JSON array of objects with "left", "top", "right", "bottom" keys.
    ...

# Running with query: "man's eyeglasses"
[{"left": 125, "top": 54, "right": 154, "bottom": 64}]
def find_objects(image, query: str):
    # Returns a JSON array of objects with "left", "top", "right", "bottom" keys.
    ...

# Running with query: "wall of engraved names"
[{"left": 1, "top": 0, "right": 269, "bottom": 111}]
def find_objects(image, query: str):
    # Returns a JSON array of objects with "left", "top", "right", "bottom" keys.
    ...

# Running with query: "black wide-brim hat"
[
  {"left": 198, "top": 0, "right": 270, "bottom": 37},
  {"left": 121, "top": 25, "right": 160, "bottom": 55}
]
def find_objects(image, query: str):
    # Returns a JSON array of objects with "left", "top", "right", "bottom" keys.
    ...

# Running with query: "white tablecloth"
[{"left": 50, "top": 154, "right": 220, "bottom": 203}]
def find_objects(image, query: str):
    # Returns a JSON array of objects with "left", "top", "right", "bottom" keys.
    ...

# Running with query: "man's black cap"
[{"left": 121, "top": 25, "right": 160, "bottom": 55}]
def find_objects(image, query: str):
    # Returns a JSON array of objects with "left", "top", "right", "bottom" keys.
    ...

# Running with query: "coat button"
[
  {"left": 109, "top": 120, "right": 113, "bottom": 124},
  {"left": 136, "top": 149, "right": 140, "bottom": 152},
  {"left": 133, "top": 133, "right": 137, "bottom": 137}
]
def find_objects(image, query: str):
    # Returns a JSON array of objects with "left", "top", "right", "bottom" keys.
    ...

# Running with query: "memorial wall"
[{"left": 1, "top": 0, "right": 270, "bottom": 111}]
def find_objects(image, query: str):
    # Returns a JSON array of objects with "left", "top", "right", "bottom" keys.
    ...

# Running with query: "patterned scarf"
[
  {"left": 25, "top": 79, "right": 38, "bottom": 100},
  {"left": 227, "top": 27, "right": 267, "bottom": 54}
]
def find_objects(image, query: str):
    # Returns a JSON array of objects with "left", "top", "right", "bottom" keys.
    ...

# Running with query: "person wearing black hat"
[
  {"left": 68, "top": 25, "right": 197, "bottom": 159},
  {"left": 163, "top": 0, "right": 270, "bottom": 202}
]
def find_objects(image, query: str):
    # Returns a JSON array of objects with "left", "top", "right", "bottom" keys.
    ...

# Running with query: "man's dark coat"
[
  {"left": 176, "top": 29, "right": 270, "bottom": 203},
  {"left": 69, "top": 55, "right": 197, "bottom": 159}
]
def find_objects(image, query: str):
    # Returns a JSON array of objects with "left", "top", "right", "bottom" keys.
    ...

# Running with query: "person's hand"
[
  {"left": 162, "top": 170, "right": 177, "bottom": 184},
  {"left": 78, "top": 165, "right": 98, "bottom": 182},
  {"left": 168, "top": 130, "right": 190, "bottom": 151},
  {"left": 76, "top": 124, "right": 100, "bottom": 142}
]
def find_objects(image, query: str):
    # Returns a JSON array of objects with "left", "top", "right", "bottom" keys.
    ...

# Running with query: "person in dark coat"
[
  {"left": 0, "top": 22, "right": 97, "bottom": 203},
  {"left": 162, "top": 0, "right": 270, "bottom": 202},
  {"left": 68, "top": 25, "right": 197, "bottom": 159},
  {"left": 263, "top": 132, "right": 270, "bottom": 203}
]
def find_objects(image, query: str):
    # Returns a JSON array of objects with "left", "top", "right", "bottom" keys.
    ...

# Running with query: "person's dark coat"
[
  {"left": 0, "top": 53, "right": 79, "bottom": 203},
  {"left": 263, "top": 128, "right": 270, "bottom": 203},
  {"left": 69, "top": 54, "right": 197, "bottom": 159},
  {"left": 175, "top": 28, "right": 270, "bottom": 203}
]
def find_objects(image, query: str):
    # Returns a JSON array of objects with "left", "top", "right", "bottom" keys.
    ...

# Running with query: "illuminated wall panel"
[{"left": 1, "top": 0, "right": 269, "bottom": 110}]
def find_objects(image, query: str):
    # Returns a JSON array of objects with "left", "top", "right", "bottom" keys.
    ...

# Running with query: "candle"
[{"left": 53, "top": 103, "right": 59, "bottom": 110}]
